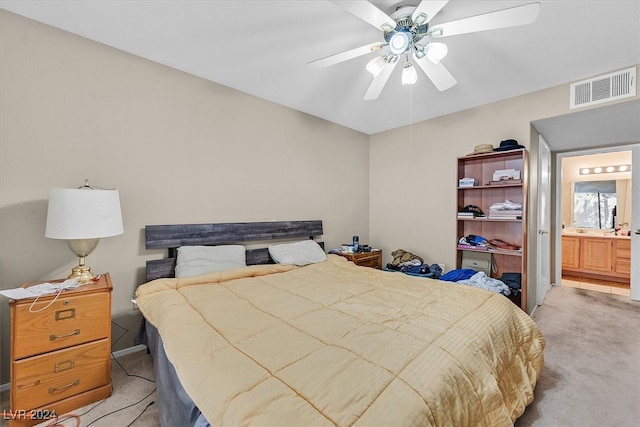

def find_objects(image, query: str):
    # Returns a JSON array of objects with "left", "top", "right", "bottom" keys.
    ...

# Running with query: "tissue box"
[{"left": 458, "top": 177, "right": 478, "bottom": 187}]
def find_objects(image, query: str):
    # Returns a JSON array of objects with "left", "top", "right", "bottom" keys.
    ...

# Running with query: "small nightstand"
[
  {"left": 9, "top": 274, "right": 113, "bottom": 426},
  {"left": 335, "top": 249, "right": 383, "bottom": 269}
]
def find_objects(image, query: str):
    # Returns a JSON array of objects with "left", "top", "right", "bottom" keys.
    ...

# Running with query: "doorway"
[{"left": 555, "top": 146, "right": 636, "bottom": 300}]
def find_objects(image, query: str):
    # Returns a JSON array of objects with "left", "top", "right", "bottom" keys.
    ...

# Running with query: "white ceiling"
[{"left": 1, "top": 0, "right": 639, "bottom": 138}]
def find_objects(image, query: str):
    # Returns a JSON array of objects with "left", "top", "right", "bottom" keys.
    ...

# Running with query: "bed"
[{"left": 136, "top": 220, "right": 545, "bottom": 427}]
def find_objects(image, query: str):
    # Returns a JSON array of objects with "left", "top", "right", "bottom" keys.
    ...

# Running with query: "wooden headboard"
[{"left": 145, "top": 220, "right": 323, "bottom": 281}]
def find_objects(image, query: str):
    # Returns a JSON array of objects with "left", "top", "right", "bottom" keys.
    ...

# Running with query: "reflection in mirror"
[
  {"left": 616, "top": 179, "right": 632, "bottom": 229},
  {"left": 573, "top": 180, "right": 617, "bottom": 229}
]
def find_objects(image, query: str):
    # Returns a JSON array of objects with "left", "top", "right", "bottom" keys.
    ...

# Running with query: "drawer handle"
[
  {"left": 55, "top": 308, "right": 76, "bottom": 320},
  {"left": 50, "top": 329, "right": 80, "bottom": 341},
  {"left": 49, "top": 379, "right": 79, "bottom": 394},
  {"left": 54, "top": 359, "right": 75, "bottom": 373}
]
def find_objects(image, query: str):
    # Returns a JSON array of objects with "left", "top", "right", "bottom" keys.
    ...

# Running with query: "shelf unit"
[{"left": 456, "top": 149, "right": 528, "bottom": 310}]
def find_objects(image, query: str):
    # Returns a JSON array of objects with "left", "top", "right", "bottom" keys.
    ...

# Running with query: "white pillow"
[
  {"left": 175, "top": 245, "right": 246, "bottom": 277},
  {"left": 268, "top": 240, "right": 327, "bottom": 266}
]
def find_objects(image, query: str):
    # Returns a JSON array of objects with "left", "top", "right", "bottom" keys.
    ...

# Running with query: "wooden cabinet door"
[
  {"left": 614, "top": 239, "right": 631, "bottom": 275},
  {"left": 562, "top": 236, "right": 580, "bottom": 269},
  {"left": 581, "top": 238, "right": 612, "bottom": 272}
]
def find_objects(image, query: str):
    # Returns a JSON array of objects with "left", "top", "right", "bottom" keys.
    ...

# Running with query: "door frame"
[
  {"left": 554, "top": 143, "right": 639, "bottom": 300},
  {"left": 536, "top": 136, "right": 552, "bottom": 305},
  {"left": 631, "top": 145, "right": 639, "bottom": 300}
]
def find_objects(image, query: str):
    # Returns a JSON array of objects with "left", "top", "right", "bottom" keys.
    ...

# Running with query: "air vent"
[{"left": 570, "top": 67, "right": 636, "bottom": 109}]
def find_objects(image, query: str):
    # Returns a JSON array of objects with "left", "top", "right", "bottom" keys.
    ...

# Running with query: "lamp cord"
[{"left": 29, "top": 289, "right": 64, "bottom": 313}]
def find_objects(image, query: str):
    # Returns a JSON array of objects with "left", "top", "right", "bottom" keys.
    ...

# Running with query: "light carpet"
[{"left": 516, "top": 285, "right": 640, "bottom": 427}]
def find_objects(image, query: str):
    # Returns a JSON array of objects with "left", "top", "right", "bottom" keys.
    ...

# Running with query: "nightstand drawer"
[
  {"left": 354, "top": 254, "right": 382, "bottom": 269},
  {"left": 335, "top": 250, "right": 382, "bottom": 269},
  {"left": 12, "top": 339, "right": 110, "bottom": 410},
  {"left": 12, "top": 291, "right": 110, "bottom": 359}
]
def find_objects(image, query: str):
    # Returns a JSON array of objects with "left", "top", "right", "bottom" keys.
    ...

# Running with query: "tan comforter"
[{"left": 136, "top": 255, "right": 544, "bottom": 426}]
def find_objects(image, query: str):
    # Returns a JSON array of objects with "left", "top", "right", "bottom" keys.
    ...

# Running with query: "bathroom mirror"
[{"left": 570, "top": 179, "right": 631, "bottom": 229}]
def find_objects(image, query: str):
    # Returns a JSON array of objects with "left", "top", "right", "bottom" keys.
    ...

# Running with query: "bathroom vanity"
[{"left": 562, "top": 232, "right": 631, "bottom": 283}]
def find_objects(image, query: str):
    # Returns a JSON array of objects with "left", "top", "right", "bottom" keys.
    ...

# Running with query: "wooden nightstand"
[
  {"left": 335, "top": 250, "right": 383, "bottom": 269},
  {"left": 9, "top": 274, "right": 113, "bottom": 426}
]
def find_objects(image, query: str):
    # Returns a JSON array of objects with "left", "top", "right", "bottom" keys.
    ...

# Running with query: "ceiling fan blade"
[
  {"left": 364, "top": 60, "right": 399, "bottom": 100},
  {"left": 308, "top": 42, "right": 385, "bottom": 68},
  {"left": 412, "top": 0, "right": 449, "bottom": 25},
  {"left": 430, "top": 2, "right": 541, "bottom": 38},
  {"left": 414, "top": 55, "right": 457, "bottom": 91},
  {"left": 331, "top": 0, "right": 396, "bottom": 32}
]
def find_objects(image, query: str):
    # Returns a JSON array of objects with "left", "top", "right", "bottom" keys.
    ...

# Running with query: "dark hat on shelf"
[
  {"left": 461, "top": 205, "right": 485, "bottom": 216},
  {"left": 494, "top": 139, "right": 525, "bottom": 152},
  {"left": 466, "top": 144, "right": 494, "bottom": 156}
]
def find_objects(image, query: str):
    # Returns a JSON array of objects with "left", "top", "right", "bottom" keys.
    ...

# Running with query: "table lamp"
[{"left": 45, "top": 180, "right": 123, "bottom": 283}]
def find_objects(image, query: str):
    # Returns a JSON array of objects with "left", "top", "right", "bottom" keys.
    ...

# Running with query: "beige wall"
[
  {"left": 369, "top": 85, "right": 580, "bottom": 314},
  {"left": 0, "top": 11, "right": 370, "bottom": 383},
  {"left": 370, "top": 86, "right": 565, "bottom": 265},
  {"left": 369, "top": 72, "right": 639, "bottom": 313}
]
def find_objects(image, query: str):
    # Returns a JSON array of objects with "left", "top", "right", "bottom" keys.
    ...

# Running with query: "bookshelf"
[{"left": 456, "top": 149, "right": 528, "bottom": 310}]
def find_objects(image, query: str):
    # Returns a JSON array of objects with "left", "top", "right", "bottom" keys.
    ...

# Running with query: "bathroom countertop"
[{"left": 562, "top": 231, "right": 631, "bottom": 240}]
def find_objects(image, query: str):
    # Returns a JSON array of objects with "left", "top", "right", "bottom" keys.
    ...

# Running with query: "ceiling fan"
[{"left": 309, "top": 1, "right": 541, "bottom": 100}]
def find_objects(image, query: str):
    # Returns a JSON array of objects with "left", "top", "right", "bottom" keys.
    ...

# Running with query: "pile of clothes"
[
  {"left": 441, "top": 269, "right": 510, "bottom": 295},
  {"left": 384, "top": 249, "right": 443, "bottom": 279},
  {"left": 440, "top": 269, "right": 521, "bottom": 296},
  {"left": 382, "top": 249, "right": 522, "bottom": 295}
]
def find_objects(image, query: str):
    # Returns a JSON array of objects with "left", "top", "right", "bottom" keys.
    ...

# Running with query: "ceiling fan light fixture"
[
  {"left": 316, "top": 0, "right": 542, "bottom": 100},
  {"left": 381, "top": 23, "right": 395, "bottom": 33},
  {"left": 424, "top": 42, "right": 448, "bottom": 64},
  {"left": 366, "top": 55, "right": 387, "bottom": 77},
  {"left": 389, "top": 31, "right": 411, "bottom": 54},
  {"left": 428, "top": 27, "right": 444, "bottom": 38},
  {"left": 413, "top": 12, "right": 428, "bottom": 26},
  {"left": 402, "top": 62, "right": 418, "bottom": 85}
]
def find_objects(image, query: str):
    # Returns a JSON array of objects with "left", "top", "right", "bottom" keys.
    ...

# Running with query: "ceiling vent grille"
[{"left": 570, "top": 67, "right": 636, "bottom": 109}]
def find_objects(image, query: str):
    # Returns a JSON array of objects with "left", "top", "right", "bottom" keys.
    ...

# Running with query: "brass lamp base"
[
  {"left": 68, "top": 265, "right": 95, "bottom": 284},
  {"left": 67, "top": 238, "right": 100, "bottom": 284}
]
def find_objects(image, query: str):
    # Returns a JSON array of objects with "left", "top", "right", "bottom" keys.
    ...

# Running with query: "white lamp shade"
[
  {"left": 45, "top": 187, "right": 124, "bottom": 239},
  {"left": 366, "top": 55, "right": 386, "bottom": 77},
  {"left": 424, "top": 42, "right": 448, "bottom": 64},
  {"left": 402, "top": 62, "right": 418, "bottom": 85}
]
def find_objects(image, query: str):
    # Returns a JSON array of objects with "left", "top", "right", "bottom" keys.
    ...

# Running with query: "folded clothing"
[
  {"left": 458, "top": 271, "right": 510, "bottom": 296},
  {"left": 489, "top": 200, "right": 522, "bottom": 211},
  {"left": 440, "top": 269, "right": 477, "bottom": 282}
]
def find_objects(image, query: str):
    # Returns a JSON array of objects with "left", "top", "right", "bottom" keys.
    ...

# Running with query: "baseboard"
[
  {"left": 0, "top": 345, "right": 148, "bottom": 394},
  {"left": 530, "top": 303, "right": 539, "bottom": 318},
  {"left": 111, "top": 344, "right": 147, "bottom": 359}
]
